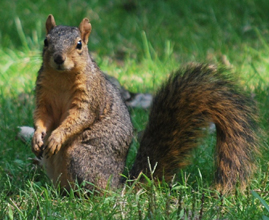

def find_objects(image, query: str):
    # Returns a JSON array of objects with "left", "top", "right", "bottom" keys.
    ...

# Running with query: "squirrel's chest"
[{"left": 41, "top": 79, "right": 77, "bottom": 126}]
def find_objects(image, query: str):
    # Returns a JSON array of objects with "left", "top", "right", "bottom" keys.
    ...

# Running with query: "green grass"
[{"left": 1, "top": 0, "right": 269, "bottom": 219}]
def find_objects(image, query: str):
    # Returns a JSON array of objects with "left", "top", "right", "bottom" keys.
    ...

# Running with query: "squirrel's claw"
[
  {"left": 32, "top": 131, "right": 45, "bottom": 156},
  {"left": 44, "top": 130, "right": 64, "bottom": 158}
]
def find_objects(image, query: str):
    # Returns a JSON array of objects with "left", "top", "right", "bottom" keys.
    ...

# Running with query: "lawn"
[{"left": 1, "top": 0, "right": 269, "bottom": 219}]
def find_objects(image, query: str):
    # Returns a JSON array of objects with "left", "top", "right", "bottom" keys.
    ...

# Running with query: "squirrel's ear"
[
  {"left": 46, "top": 14, "right": 56, "bottom": 34},
  {"left": 79, "top": 18, "right": 92, "bottom": 44}
]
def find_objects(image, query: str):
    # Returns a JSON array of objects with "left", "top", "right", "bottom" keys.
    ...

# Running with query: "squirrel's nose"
[{"left": 54, "top": 54, "right": 65, "bottom": 65}]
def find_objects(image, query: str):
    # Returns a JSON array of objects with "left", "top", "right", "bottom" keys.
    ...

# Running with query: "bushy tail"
[{"left": 130, "top": 64, "right": 260, "bottom": 193}]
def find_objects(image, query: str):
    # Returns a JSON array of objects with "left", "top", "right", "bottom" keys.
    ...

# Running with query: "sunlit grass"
[{"left": 1, "top": 0, "right": 269, "bottom": 219}]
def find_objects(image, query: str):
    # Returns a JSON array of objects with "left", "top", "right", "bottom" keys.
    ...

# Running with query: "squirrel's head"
[{"left": 43, "top": 14, "right": 92, "bottom": 72}]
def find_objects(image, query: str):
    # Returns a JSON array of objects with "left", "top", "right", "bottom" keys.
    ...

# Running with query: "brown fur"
[
  {"left": 32, "top": 15, "right": 133, "bottom": 190},
  {"left": 33, "top": 15, "right": 260, "bottom": 194},
  {"left": 130, "top": 64, "right": 260, "bottom": 193}
]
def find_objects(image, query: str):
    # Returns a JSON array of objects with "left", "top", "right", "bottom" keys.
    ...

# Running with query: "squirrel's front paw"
[
  {"left": 44, "top": 130, "right": 64, "bottom": 158},
  {"left": 32, "top": 130, "right": 46, "bottom": 156}
]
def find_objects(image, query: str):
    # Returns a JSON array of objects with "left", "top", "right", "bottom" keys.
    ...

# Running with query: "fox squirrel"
[{"left": 32, "top": 14, "right": 260, "bottom": 194}]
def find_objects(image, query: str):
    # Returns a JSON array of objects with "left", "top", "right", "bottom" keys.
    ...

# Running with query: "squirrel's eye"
[
  {"left": 76, "top": 40, "right": 82, "bottom": 50},
  {"left": 44, "top": 38, "right": 48, "bottom": 47}
]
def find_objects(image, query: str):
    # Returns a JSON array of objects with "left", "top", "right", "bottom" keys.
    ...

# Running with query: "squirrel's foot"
[
  {"left": 44, "top": 130, "right": 64, "bottom": 158},
  {"left": 32, "top": 130, "right": 46, "bottom": 156}
]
